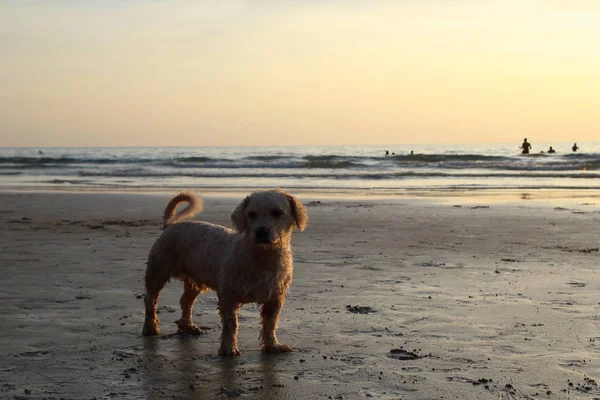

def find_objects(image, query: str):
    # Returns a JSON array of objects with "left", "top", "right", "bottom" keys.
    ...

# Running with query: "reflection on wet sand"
[{"left": 142, "top": 334, "right": 290, "bottom": 399}]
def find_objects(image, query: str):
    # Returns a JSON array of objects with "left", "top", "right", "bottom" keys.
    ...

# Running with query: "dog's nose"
[{"left": 254, "top": 227, "right": 270, "bottom": 242}]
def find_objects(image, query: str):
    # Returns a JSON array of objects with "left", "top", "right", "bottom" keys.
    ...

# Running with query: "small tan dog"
[{"left": 142, "top": 189, "right": 307, "bottom": 356}]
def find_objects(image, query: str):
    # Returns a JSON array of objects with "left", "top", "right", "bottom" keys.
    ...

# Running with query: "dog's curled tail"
[{"left": 163, "top": 192, "right": 203, "bottom": 228}]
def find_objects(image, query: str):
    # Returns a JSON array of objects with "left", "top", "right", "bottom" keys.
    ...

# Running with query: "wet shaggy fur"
[{"left": 142, "top": 189, "right": 308, "bottom": 356}]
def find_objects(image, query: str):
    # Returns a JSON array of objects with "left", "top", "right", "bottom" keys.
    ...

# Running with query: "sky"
[{"left": 1, "top": 0, "right": 599, "bottom": 147}]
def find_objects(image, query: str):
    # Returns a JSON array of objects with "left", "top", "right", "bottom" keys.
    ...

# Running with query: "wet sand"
[{"left": 1, "top": 191, "right": 599, "bottom": 399}]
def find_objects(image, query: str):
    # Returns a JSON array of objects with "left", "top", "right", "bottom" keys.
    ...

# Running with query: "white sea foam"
[{"left": 1, "top": 143, "right": 599, "bottom": 191}]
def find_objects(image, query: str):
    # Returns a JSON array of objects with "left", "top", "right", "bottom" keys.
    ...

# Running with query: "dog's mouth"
[
  {"left": 255, "top": 238, "right": 277, "bottom": 246},
  {"left": 252, "top": 236, "right": 281, "bottom": 248}
]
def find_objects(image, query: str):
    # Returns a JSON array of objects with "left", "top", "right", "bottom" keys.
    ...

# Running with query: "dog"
[{"left": 142, "top": 189, "right": 307, "bottom": 356}]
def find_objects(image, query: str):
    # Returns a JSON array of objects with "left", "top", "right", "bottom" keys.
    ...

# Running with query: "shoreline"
[{"left": 2, "top": 185, "right": 600, "bottom": 205}]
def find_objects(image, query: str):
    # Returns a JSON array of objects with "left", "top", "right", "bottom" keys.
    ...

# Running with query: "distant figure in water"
[
  {"left": 38, "top": 150, "right": 44, "bottom": 155},
  {"left": 410, "top": 150, "right": 414, "bottom": 155},
  {"left": 385, "top": 150, "right": 389, "bottom": 156},
  {"left": 519, "top": 138, "right": 532, "bottom": 154},
  {"left": 391, "top": 152, "right": 395, "bottom": 155},
  {"left": 572, "top": 143, "right": 579, "bottom": 152},
  {"left": 547, "top": 146, "right": 556, "bottom": 154}
]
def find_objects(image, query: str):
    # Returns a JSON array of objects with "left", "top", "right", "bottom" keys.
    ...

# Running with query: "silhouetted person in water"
[
  {"left": 385, "top": 150, "right": 389, "bottom": 156},
  {"left": 572, "top": 143, "right": 579, "bottom": 152},
  {"left": 410, "top": 150, "right": 414, "bottom": 155},
  {"left": 520, "top": 138, "right": 532, "bottom": 154},
  {"left": 547, "top": 146, "right": 556, "bottom": 154}
]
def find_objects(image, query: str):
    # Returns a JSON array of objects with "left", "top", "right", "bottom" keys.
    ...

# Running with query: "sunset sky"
[{"left": 1, "top": 1, "right": 599, "bottom": 147}]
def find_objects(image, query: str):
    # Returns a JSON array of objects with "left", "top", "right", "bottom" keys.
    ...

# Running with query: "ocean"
[{"left": 1, "top": 142, "right": 599, "bottom": 193}]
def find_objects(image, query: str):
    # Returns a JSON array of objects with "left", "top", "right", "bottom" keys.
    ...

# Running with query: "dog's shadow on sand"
[{"left": 141, "top": 334, "right": 290, "bottom": 400}]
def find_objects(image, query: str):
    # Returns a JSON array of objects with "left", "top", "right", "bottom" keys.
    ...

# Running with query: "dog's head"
[{"left": 231, "top": 189, "right": 307, "bottom": 246}]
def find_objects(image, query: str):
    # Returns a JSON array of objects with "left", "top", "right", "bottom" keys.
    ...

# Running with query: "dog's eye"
[
  {"left": 271, "top": 209, "right": 283, "bottom": 218},
  {"left": 248, "top": 211, "right": 257, "bottom": 220}
]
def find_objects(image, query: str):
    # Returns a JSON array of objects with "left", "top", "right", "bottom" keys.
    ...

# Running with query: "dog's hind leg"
[
  {"left": 142, "top": 263, "right": 169, "bottom": 336},
  {"left": 175, "top": 278, "right": 205, "bottom": 335}
]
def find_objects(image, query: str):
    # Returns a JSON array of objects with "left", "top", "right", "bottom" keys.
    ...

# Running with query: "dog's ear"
[
  {"left": 231, "top": 196, "right": 250, "bottom": 232},
  {"left": 287, "top": 194, "right": 308, "bottom": 231}
]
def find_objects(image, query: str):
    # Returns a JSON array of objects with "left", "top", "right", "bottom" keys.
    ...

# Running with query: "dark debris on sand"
[
  {"left": 345, "top": 305, "right": 376, "bottom": 314},
  {"left": 545, "top": 245, "right": 599, "bottom": 253},
  {"left": 389, "top": 348, "right": 421, "bottom": 360}
]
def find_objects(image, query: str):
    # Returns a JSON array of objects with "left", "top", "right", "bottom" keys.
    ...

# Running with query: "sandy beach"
[{"left": 1, "top": 190, "right": 599, "bottom": 400}]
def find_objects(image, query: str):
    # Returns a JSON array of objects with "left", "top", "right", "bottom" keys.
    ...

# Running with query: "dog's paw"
[
  {"left": 262, "top": 343, "right": 293, "bottom": 353},
  {"left": 175, "top": 320, "right": 205, "bottom": 335},
  {"left": 218, "top": 346, "right": 241, "bottom": 357},
  {"left": 142, "top": 321, "right": 160, "bottom": 336},
  {"left": 183, "top": 325, "right": 206, "bottom": 335}
]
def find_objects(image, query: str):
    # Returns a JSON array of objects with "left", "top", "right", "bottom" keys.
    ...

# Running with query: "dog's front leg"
[
  {"left": 260, "top": 297, "right": 292, "bottom": 353},
  {"left": 218, "top": 298, "right": 241, "bottom": 356}
]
